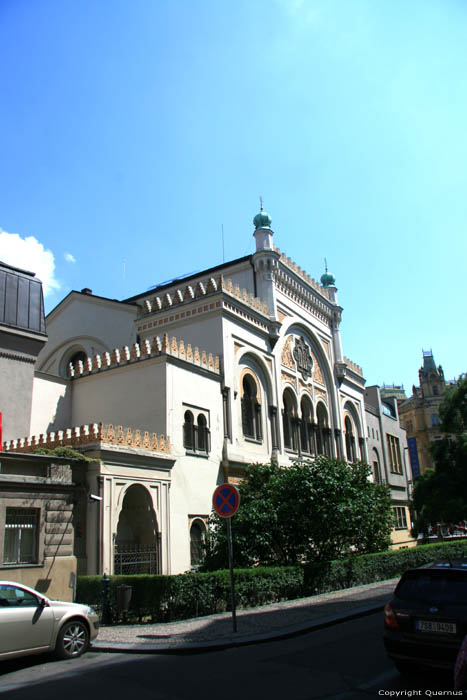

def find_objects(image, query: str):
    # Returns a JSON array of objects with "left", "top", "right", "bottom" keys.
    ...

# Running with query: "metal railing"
[{"left": 114, "top": 544, "right": 159, "bottom": 575}]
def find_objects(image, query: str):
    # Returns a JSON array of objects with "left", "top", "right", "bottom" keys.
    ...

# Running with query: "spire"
[{"left": 320, "top": 258, "right": 336, "bottom": 287}]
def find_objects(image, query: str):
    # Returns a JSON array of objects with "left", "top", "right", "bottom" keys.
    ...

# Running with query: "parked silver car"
[{"left": 0, "top": 581, "right": 99, "bottom": 661}]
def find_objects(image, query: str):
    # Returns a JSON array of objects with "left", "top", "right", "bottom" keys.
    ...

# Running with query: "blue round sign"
[{"left": 212, "top": 483, "right": 240, "bottom": 518}]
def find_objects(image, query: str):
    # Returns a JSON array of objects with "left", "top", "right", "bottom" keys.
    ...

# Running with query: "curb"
[{"left": 91, "top": 601, "right": 386, "bottom": 655}]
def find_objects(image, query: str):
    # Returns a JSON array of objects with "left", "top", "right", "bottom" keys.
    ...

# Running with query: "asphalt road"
[{"left": 0, "top": 613, "right": 455, "bottom": 699}]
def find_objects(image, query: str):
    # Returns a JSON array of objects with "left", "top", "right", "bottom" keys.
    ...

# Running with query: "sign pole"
[
  {"left": 212, "top": 483, "right": 240, "bottom": 635},
  {"left": 226, "top": 516, "right": 237, "bottom": 633}
]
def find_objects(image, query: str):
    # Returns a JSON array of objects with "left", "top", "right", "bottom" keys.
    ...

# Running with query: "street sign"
[
  {"left": 212, "top": 482, "right": 240, "bottom": 633},
  {"left": 212, "top": 483, "right": 240, "bottom": 518}
]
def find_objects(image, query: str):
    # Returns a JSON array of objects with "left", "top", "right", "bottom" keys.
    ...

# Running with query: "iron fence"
[{"left": 114, "top": 544, "right": 159, "bottom": 575}]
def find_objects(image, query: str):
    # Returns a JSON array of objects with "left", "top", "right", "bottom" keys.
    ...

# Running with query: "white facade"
[{"left": 5, "top": 211, "right": 411, "bottom": 574}]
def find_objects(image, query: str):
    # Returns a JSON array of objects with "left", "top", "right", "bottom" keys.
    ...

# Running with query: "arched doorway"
[{"left": 114, "top": 485, "right": 160, "bottom": 574}]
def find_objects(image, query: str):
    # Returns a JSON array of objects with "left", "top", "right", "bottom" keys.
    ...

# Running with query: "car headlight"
[{"left": 86, "top": 606, "right": 97, "bottom": 616}]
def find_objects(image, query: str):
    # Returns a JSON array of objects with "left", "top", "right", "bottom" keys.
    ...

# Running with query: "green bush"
[
  {"left": 303, "top": 540, "right": 467, "bottom": 594},
  {"left": 77, "top": 540, "right": 467, "bottom": 624},
  {"left": 76, "top": 566, "right": 304, "bottom": 623}
]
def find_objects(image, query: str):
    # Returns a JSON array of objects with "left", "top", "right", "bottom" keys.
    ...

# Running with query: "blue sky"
[{"left": 1, "top": 0, "right": 466, "bottom": 392}]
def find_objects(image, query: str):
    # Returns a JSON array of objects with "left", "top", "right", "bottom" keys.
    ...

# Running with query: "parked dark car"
[{"left": 383, "top": 561, "right": 467, "bottom": 674}]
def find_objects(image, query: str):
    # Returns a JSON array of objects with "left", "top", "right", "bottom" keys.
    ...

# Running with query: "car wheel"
[
  {"left": 394, "top": 660, "right": 419, "bottom": 676},
  {"left": 55, "top": 619, "right": 90, "bottom": 659}
]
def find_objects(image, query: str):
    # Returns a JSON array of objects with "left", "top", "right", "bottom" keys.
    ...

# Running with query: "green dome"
[
  {"left": 320, "top": 271, "right": 336, "bottom": 287},
  {"left": 253, "top": 208, "right": 272, "bottom": 230}
]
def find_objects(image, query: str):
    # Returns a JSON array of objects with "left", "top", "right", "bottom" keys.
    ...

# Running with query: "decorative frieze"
[
  {"left": 281, "top": 336, "right": 294, "bottom": 370},
  {"left": 293, "top": 337, "right": 313, "bottom": 381},
  {"left": 275, "top": 265, "right": 333, "bottom": 325},
  {"left": 320, "top": 337, "right": 331, "bottom": 361},
  {"left": 281, "top": 370, "right": 296, "bottom": 388},
  {"left": 67, "top": 334, "right": 221, "bottom": 379},
  {"left": 274, "top": 247, "right": 327, "bottom": 296},
  {"left": 3, "top": 423, "right": 171, "bottom": 454},
  {"left": 138, "top": 274, "right": 269, "bottom": 320},
  {"left": 315, "top": 387, "right": 327, "bottom": 402}
]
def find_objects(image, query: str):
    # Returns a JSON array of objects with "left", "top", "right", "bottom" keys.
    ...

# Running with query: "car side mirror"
[{"left": 38, "top": 597, "right": 48, "bottom": 608}]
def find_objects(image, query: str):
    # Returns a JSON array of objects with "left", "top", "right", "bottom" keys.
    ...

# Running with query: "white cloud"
[
  {"left": 0, "top": 228, "right": 60, "bottom": 297},
  {"left": 64, "top": 252, "right": 76, "bottom": 263}
]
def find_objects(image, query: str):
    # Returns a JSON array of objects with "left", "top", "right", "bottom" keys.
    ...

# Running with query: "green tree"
[
  {"left": 411, "top": 375, "right": 467, "bottom": 536},
  {"left": 202, "top": 457, "right": 393, "bottom": 570}
]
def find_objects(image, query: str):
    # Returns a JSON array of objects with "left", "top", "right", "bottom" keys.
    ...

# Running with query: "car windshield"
[{"left": 396, "top": 571, "right": 467, "bottom": 604}]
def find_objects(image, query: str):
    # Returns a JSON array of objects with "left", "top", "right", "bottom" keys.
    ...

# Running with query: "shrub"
[
  {"left": 77, "top": 539, "right": 467, "bottom": 623},
  {"left": 304, "top": 540, "right": 467, "bottom": 593},
  {"left": 76, "top": 566, "right": 304, "bottom": 623}
]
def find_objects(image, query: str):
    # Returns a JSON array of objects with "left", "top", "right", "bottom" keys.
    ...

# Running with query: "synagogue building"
[{"left": 1, "top": 208, "right": 414, "bottom": 585}]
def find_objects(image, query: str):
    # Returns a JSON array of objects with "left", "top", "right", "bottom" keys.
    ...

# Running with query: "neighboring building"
[
  {"left": 0, "top": 261, "right": 47, "bottom": 443},
  {"left": 380, "top": 384, "right": 407, "bottom": 403},
  {"left": 0, "top": 262, "right": 77, "bottom": 599},
  {"left": 364, "top": 386, "right": 414, "bottom": 548},
  {"left": 0, "top": 452, "right": 77, "bottom": 600},
  {"left": 3, "top": 208, "right": 414, "bottom": 574},
  {"left": 399, "top": 351, "right": 452, "bottom": 477}
]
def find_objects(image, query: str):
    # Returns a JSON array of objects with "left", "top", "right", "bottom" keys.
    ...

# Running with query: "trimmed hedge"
[
  {"left": 76, "top": 566, "right": 303, "bottom": 622},
  {"left": 77, "top": 540, "right": 467, "bottom": 623},
  {"left": 304, "top": 540, "right": 467, "bottom": 594}
]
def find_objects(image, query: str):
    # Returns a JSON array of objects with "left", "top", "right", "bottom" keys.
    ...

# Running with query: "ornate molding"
[
  {"left": 281, "top": 370, "right": 296, "bottom": 388},
  {"left": 320, "top": 337, "right": 331, "bottom": 361},
  {"left": 315, "top": 387, "right": 327, "bottom": 402},
  {"left": 0, "top": 351, "right": 36, "bottom": 365},
  {"left": 68, "top": 334, "right": 221, "bottom": 379},
  {"left": 312, "top": 352, "right": 325, "bottom": 384},
  {"left": 281, "top": 336, "right": 294, "bottom": 370},
  {"left": 293, "top": 337, "right": 313, "bottom": 381},
  {"left": 3, "top": 422, "right": 172, "bottom": 454}
]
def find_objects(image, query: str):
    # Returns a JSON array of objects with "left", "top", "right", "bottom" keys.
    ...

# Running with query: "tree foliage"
[
  {"left": 411, "top": 375, "right": 467, "bottom": 535},
  {"left": 202, "top": 457, "right": 393, "bottom": 570}
]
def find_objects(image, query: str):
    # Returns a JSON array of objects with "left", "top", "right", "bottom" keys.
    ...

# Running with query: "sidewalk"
[{"left": 92, "top": 578, "right": 398, "bottom": 654}]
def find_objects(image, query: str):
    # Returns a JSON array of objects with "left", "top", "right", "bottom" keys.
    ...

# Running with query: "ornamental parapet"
[
  {"left": 274, "top": 247, "right": 328, "bottom": 297},
  {"left": 343, "top": 357, "right": 363, "bottom": 377},
  {"left": 66, "top": 334, "right": 221, "bottom": 378},
  {"left": 138, "top": 274, "right": 269, "bottom": 318},
  {"left": 3, "top": 423, "right": 171, "bottom": 454}
]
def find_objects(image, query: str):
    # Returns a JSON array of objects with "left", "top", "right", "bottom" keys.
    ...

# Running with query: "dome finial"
[
  {"left": 320, "top": 258, "right": 336, "bottom": 287},
  {"left": 253, "top": 198, "right": 272, "bottom": 230}
]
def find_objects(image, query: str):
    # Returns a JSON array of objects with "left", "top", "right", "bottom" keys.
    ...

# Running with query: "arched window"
[
  {"left": 190, "top": 521, "right": 206, "bottom": 569},
  {"left": 183, "top": 411, "right": 195, "bottom": 450},
  {"left": 282, "top": 389, "right": 297, "bottom": 451},
  {"left": 372, "top": 448, "right": 382, "bottom": 483},
  {"left": 67, "top": 350, "right": 87, "bottom": 375},
  {"left": 300, "top": 396, "right": 314, "bottom": 454},
  {"left": 196, "top": 414, "right": 210, "bottom": 452},
  {"left": 316, "top": 403, "right": 330, "bottom": 456},
  {"left": 241, "top": 375, "right": 262, "bottom": 441},
  {"left": 345, "top": 416, "right": 356, "bottom": 462}
]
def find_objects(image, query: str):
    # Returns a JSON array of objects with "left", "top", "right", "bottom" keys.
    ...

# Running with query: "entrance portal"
[{"left": 114, "top": 485, "right": 160, "bottom": 574}]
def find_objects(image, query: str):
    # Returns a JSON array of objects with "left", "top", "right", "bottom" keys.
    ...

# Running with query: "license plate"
[{"left": 416, "top": 619, "right": 457, "bottom": 634}]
